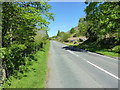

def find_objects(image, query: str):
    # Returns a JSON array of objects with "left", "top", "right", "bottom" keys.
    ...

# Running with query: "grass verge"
[
  {"left": 76, "top": 44, "right": 119, "bottom": 58},
  {"left": 62, "top": 41, "right": 119, "bottom": 58},
  {"left": 2, "top": 41, "right": 50, "bottom": 88}
]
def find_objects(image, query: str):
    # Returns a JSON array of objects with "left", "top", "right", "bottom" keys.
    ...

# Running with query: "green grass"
[
  {"left": 95, "top": 50, "right": 118, "bottom": 57},
  {"left": 76, "top": 44, "right": 119, "bottom": 58},
  {"left": 63, "top": 41, "right": 119, "bottom": 58},
  {"left": 3, "top": 41, "right": 50, "bottom": 88}
]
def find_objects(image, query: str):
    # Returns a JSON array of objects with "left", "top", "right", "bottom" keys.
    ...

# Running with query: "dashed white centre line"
[{"left": 87, "top": 61, "right": 120, "bottom": 80}]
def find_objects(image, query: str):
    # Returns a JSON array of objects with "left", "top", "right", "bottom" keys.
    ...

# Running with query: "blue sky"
[{"left": 48, "top": 2, "right": 87, "bottom": 37}]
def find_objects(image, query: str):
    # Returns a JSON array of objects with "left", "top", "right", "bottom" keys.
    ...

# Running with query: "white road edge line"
[
  {"left": 87, "top": 51, "right": 118, "bottom": 61},
  {"left": 87, "top": 61, "right": 120, "bottom": 80},
  {"left": 67, "top": 50, "right": 87, "bottom": 60},
  {"left": 67, "top": 50, "right": 79, "bottom": 57},
  {"left": 67, "top": 50, "right": 119, "bottom": 80}
]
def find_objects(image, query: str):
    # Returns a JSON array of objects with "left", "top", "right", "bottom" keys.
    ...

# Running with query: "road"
[{"left": 46, "top": 40, "right": 119, "bottom": 88}]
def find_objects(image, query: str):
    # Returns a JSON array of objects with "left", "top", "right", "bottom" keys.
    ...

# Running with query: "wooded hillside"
[{"left": 53, "top": 2, "right": 120, "bottom": 56}]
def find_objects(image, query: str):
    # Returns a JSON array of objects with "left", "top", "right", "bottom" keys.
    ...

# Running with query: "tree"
[
  {"left": 76, "top": 18, "right": 87, "bottom": 36},
  {"left": 84, "top": 2, "right": 120, "bottom": 43},
  {"left": 61, "top": 33, "right": 70, "bottom": 42},
  {"left": 2, "top": 2, "right": 54, "bottom": 78},
  {"left": 57, "top": 30, "right": 60, "bottom": 36},
  {"left": 70, "top": 28, "right": 75, "bottom": 34}
]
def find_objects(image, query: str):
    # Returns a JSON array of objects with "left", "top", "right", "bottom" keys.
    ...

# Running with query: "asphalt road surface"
[{"left": 46, "top": 40, "right": 119, "bottom": 88}]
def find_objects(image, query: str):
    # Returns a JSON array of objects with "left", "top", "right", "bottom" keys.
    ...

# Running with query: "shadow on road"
[{"left": 62, "top": 46, "right": 88, "bottom": 53}]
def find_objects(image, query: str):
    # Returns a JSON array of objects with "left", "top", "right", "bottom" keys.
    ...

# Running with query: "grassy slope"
[
  {"left": 56, "top": 26, "right": 119, "bottom": 58},
  {"left": 3, "top": 41, "right": 50, "bottom": 88},
  {"left": 95, "top": 49, "right": 118, "bottom": 57},
  {"left": 78, "top": 46, "right": 118, "bottom": 58}
]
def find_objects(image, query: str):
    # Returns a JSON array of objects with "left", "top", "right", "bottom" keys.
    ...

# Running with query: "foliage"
[
  {"left": 70, "top": 28, "right": 75, "bottom": 34},
  {"left": 84, "top": 2, "right": 120, "bottom": 42},
  {"left": 112, "top": 45, "right": 120, "bottom": 53},
  {"left": 70, "top": 2, "right": 120, "bottom": 56},
  {"left": 77, "top": 19, "right": 87, "bottom": 36},
  {"left": 61, "top": 33, "right": 70, "bottom": 42},
  {"left": 2, "top": 41, "right": 50, "bottom": 88},
  {"left": 57, "top": 30, "right": 61, "bottom": 36},
  {"left": 56, "top": 31, "right": 70, "bottom": 42},
  {"left": 2, "top": 2, "right": 54, "bottom": 79},
  {"left": 0, "top": 48, "right": 6, "bottom": 59}
]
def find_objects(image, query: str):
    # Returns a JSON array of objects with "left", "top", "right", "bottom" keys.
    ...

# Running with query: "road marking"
[
  {"left": 87, "top": 51, "right": 118, "bottom": 61},
  {"left": 67, "top": 50, "right": 87, "bottom": 60},
  {"left": 67, "top": 50, "right": 119, "bottom": 80},
  {"left": 67, "top": 50, "right": 79, "bottom": 57},
  {"left": 87, "top": 61, "right": 120, "bottom": 80}
]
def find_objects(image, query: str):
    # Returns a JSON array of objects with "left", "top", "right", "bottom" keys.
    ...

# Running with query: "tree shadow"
[{"left": 62, "top": 46, "right": 88, "bottom": 53}]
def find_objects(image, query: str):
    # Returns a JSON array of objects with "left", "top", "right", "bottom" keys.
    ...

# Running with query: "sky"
[{"left": 48, "top": 2, "right": 87, "bottom": 37}]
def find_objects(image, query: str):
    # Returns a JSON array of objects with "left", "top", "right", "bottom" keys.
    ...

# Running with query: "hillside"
[
  {"left": 52, "top": 25, "right": 119, "bottom": 58},
  {"left": 51, "top": 3, "right": 120, "bottom": 58}
]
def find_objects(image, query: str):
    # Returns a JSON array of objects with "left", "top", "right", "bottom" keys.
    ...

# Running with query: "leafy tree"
[
  {"left": 57, "top": 30, "right": 60, "bottom": 36},
  {"left": 62, "top": 33, "right": 70, "bottom": 42},
  {"left": 2, "top": 2, "right": 54, "bottom": 78},
  {"left": 78, "top": 18, "right": 85, "bottom": 23},
  {"left": 76, "top": 18, "right": 87, "bottom": 36},
  {"left": 84, "top": 2, "right": 120, "bottom": 44},
  {"left": 70, "top": 28, "right": 75, "bottom": 34}
]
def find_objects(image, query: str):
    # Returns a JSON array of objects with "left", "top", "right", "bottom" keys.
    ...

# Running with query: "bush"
[
  {"left": 0, "top": 48, "right": 6, "bottom": 59},
  {"left": 3, "top": 44, "right": 27, "bottom": 77},
  {"left": 112, "top": 45, "right": 120, "bottom": 53},
  {"left": 61, "top": 33, "right": 70, "bottom": 42},
  {"left": 70, "top": 28, "right": 75, "bottom": 34}
]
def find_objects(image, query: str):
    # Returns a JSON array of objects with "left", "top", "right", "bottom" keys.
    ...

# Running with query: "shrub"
[
  {"left": 61, "top": 33, "right": 70, "bottom": 42},
  {"left": 70, "top": 28, "right": 75, "bottom": 34},
  {"left": 0, "top": 48, "right": 6, "bottom": 59},
  {"left": 3, "top": 44, "right": 27, "bottom": 77},
  {"left": 112, "top": 45, "right": 120, "bottom": 53}
]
